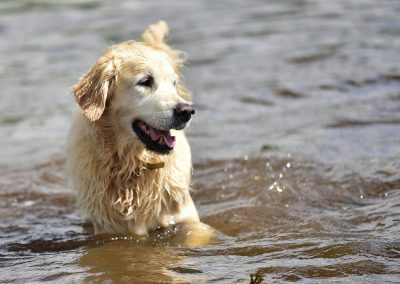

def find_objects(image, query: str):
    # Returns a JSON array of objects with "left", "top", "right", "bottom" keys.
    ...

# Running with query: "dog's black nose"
[{"left": 174, "top": 103, "right": 195, "bottom": 123}]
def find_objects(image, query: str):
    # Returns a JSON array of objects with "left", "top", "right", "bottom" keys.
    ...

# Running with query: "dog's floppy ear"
[
  {"left": 72, "top": 53, "right": 117, "bottom": 122},
  {"left": 141, "top": 21, "right": 191, "bottom": 100}
]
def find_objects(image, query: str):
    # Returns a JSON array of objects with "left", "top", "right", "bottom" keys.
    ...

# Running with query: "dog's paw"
[{"left": 177, "top": 221, "right": 219, "bottom": 247}]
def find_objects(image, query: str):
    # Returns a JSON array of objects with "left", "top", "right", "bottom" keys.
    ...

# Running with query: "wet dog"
[{"left": 67, "top": 21, "right": 212, "bottom": 243}]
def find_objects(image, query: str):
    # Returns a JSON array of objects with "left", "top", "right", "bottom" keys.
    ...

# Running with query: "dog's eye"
[{"left": 137, "top": 76, "right": 153, "bottom": 88}]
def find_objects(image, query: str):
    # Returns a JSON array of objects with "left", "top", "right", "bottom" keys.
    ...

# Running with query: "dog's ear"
[
  {"left": 141, "top": 21, "right": 191, "bottom": 100},
  {"left": 141, "top": 21, "right": 171, "bottom": 50},
  {"left": 72, "top": 53, "right": 117, "bottom": 122},
  {"left": 141, "top": 21, "right": 187, "bottom": 69}
]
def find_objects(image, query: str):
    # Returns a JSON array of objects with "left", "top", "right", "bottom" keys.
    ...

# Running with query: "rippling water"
[{"left": 1, "top": 0, "right": 400, "bottom": 283}]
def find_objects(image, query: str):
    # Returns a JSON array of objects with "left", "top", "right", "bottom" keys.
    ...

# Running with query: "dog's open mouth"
[{"left": 132, "top": 120, "right": 176, "bottom": 154}]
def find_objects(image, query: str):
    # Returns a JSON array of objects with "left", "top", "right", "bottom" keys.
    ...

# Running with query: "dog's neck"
[{"left": 91, "top": 115, "right": 167, "bottom": 173}]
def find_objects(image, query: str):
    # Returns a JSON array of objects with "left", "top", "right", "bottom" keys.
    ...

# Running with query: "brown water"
[{"left": 1, "top": 0, "right": 400, "bottom": 283}]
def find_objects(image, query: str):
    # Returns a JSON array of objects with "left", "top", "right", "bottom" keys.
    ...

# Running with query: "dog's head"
[{"left": 72, "top": 21, "right": 193, "bottom": 155}]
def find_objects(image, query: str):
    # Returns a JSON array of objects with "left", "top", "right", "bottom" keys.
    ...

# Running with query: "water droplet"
[
  {"left": 279, "top": 173, "right": 283, "bottom": 179},
  {"left": 360, "top": 195, "right": 364, "bottom": 199},
  {"left": 285, "top": 204, "right": 289, "bottom": 208},
  {"left": 23, "top": 200, "right": 35, "bottom": 207},
  {"left": 286, "top": 162, "right": 291, "bottom": 168},
  {"left": 221, "top": 185, "right": 226, "bottom": 190},
  {"left": 384, "top": 192, "right": 388, "bottom": 197},
  {"left": 254, "top": 175, "right": 260, "bottom": 181},
  {"left": 243, "top": 155, "right": 249, "bottom": 161},
  {"left": 228, "top": 174, "right": 234, "bottom": 179}
]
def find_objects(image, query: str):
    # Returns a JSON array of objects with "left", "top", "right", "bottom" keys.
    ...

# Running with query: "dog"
[{"left": 67, "top": 21, "right": 213, "bottom": 243}]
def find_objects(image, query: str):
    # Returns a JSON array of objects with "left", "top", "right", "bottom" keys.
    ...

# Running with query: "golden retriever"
[{"left": 67, "top": 21, "right": 213, "bottom": 243}]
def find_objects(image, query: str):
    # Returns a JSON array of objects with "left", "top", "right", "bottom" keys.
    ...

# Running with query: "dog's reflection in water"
[{"left": 79, "top": 222, "right": 216, "bottom": 283}]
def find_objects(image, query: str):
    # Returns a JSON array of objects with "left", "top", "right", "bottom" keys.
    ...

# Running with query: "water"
[{"left": 1, "top": 0, "right": 400, "bottom": 282}]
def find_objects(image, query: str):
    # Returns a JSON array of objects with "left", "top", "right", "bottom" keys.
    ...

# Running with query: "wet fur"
[{"left": 67, "top": 21, "right": 212, "bottom": 241}]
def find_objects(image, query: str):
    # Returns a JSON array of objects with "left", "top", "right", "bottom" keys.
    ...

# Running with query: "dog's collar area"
[
  {"left": 134, "top": 161, "right": 165, "bottom": 176},
  {"left": 144, "top": 162, "right": 165, "bottom": 170}
]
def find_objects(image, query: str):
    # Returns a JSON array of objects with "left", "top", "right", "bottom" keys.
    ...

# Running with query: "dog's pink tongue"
[
  {"left": 164, "top": 135, "right": 176, "bottom": 148},
  {"left": 150, "top": 129, "right": 161, "bottom": 141},
  {"left": 149, "top": 128, "right": 176, "bottom": 148}
]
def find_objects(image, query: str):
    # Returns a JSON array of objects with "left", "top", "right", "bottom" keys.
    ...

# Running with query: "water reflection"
[
  {"left": 79, "top": 227, "right": 217, "bottom": 283},
  {"left": 80, "top": 239, "right": 186, "bottom": 283}
]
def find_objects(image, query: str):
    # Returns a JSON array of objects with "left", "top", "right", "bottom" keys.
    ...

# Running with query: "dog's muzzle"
[{"left": 132, "top": 104, "right": 195, "bottom": 154}]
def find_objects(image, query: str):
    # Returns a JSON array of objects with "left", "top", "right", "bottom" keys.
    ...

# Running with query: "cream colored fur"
[{"left": 67, "top": 21, "right": 212, "bottom": 242}]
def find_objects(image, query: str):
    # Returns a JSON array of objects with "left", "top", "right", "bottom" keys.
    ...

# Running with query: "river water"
[{"left": 1, "top": 0, "right": 400, "bottom": 283}]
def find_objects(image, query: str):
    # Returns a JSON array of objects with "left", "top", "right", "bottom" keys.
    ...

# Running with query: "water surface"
[{"left": 1, "top": 0, "right": 400, "bottom": 282}]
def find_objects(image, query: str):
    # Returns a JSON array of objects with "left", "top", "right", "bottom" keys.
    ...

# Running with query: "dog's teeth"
[
  {"left": 138, "top": 121, "right": 146, "bottom": 132},
  {"left": 159, "top": 137, "right": 165, "bottom": 145}
]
